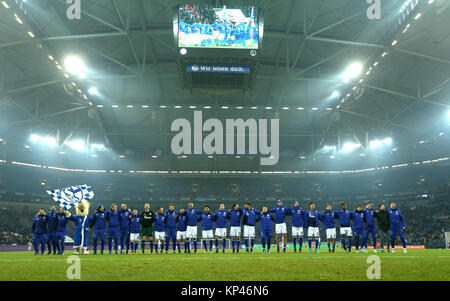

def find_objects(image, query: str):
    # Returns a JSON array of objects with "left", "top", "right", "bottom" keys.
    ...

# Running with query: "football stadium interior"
[{"left": 0, "top": 0, "right": 449, "bottom": 281}]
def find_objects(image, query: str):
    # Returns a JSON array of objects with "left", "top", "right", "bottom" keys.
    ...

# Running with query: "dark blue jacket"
[
  {"left": 90, "top": 211, "right": 107, "bottom": 230},
  {"left": 176, "top": 214, "right": 187, "bottom": 231},
  {"left": 199, "top": 212, "right": 214, "bottom": 230},
  {"left": 305, "top": 210, "right": 320, "bottom": 228},
  {"left": 164, "top": 209, "right": 178, "bottom": 229},
  {"left": 335, "top": 209, "right": 352, "bottom": 227},
  {"left": 214, "top": 210, "right": 228, "bottom": 228},
  {"left": 289, "top": 207, "right": 305, "bottom": 227},
  {"left": 352, "top": 211, "right": 366, "bottom": 230},
  {"left": 270, "top": 205, "right": 289, "bottom": 224},
  {"left": 185, "top": 208, "right": 201, "bottom": 226},
  {"left": 130, "top": 215, "right": 141, "bottom": 234},
  {"left": 106, "top": 209, "right": 120, "bottom": 228},
  {"left": 31, "top": 214, "right": 48, "bottom": 234},
  {"left": 56, "top": 212, "right": 70, "bottom": 233},
  {"left": 364, "top": 208, "right": 376, "bottom": 227},
  {"left": 228, "top": 208, "right": 243, "bottom": 227},
  {"left": 47, "top": 210, "right": 58, "bottom": 231},
  {"left": 119, "top": 209, "right": 132, "bottom": 229},
  {"left": 153, "top": 213, "right": 166, "bottom": 232},
  {"left": 257, "top": 213, "right": 275, "bottom": 232},
  {"left": 387, "top": 208, "right": 406, "bottom": 228},
  {"left": 242, "top": 208, "right": 260, "bottom": 226},
  {"left": 319, "top": 210, "right": 337, "bottom": 229}
]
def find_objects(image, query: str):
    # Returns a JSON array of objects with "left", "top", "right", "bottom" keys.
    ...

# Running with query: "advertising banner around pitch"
[{"left": 187, "top": 64, "right": 250, "bottom": 73}]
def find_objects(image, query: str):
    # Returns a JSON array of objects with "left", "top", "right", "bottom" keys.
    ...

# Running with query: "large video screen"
[{"left": 178, "top": 4, "right": 260, "bottom": 49}]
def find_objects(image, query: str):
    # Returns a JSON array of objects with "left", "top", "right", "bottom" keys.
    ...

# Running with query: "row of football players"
[{"left": 30, "top": 200, "right": 407, "bottom": 255}]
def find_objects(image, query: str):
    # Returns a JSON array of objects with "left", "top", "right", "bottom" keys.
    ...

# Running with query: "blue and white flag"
[{"left": 47, "top": 185, "right": 95, "bottom": 210}]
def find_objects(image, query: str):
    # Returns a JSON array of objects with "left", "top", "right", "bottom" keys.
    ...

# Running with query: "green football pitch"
[{"left": 0, "top": 249, "right": 448, "bottom": 281}]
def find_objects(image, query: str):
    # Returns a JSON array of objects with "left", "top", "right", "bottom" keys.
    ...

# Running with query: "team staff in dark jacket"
[
  {"left": 140, "top": 203, "right": 155, "bottom": 253},
  {"left": 375, "top": 204, "right": 390, "bottom": 252},
  {"left": 31, "top": 208, "right": 48, "bottom": 255},
  {"left": 363, "top": 203, "right": 377, "bottom": 252}
]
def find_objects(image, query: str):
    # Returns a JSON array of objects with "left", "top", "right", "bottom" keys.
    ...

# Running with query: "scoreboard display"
[{"left": 178, "top": 4, "right": 260, "bottom": 50}]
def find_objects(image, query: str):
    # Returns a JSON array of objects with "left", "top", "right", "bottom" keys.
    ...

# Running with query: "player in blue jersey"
[
  {"left": 185, "top": 202, "right": 202, "bottom": 254},
  {"left": 153, "top": 207, "right": 166, "bottom": 254},
  {"left": 352, "top": 205, "right": 367, "bottom": 253},
  {"left": 164, "top": 204, "right": 178, "bottom": 254},
  {"left": 388, "top": 202, "right": 407, "bottom": 253},
  {"left": 335, "top": 203, "right": 353, "bottom": 253},
  {"left": 176, "top": 208, "right": 188, "bottom": 253},
  {"left": 319, "top": 205, "right": 338, "bottom": 253},
  {"left": 242, "top": 202, "right": 260, "bottom": 253},
  {"left": 270, "top": 200, "right": 289, "bottom": 253},
  {"left": 288, "top": 201, "right": 306, "bottom": 253},
  {"left": 200, "top": 206, "right": 214, "bottom": 253},
  {"left": 106, "top": 204, "right": 120, "bottom": 254},
  {"left": 118, "top": 203, "right": 132, "bottom": 254},
  {"left": 89, "top": 204, "right": 107, "bottom": 255},
  {"left": 46, "top": 205, "right": 58, "bottom": 255},
  {"left": 363, "top": 203, "right": 377, "bottom": 253},
  {"left": 305, "top": 202, "right": 321, "bottom": 254},
  {"left": 55, "top": 208, "right": 70, "bottom": 255},
  {"left": 257, "top": 206, "right": 275, "bottom": 253},
  {"left": 214, "top": 204, "right": 228, "bottom": 253},
  {"left": 31, "top": 208, "right": 47, "bottom": 255},
  {"left": 228, "top": 204, "right": 243, "bottom": 253},
  {"left": 129, "top": 210, "right": 141, "bottom": 254}
]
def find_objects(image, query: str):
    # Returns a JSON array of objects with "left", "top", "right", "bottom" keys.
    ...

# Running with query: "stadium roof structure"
[{"left": 0, "top": 0, "right": 449, "bottom": 173}]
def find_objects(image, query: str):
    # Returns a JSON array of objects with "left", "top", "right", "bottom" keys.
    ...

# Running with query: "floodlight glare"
[
  {"left": 88, "top": 87, "right": 99, "bottom": 95},
  {"left": 383, "top": 137, "right": 393, "bottom": 145},
  {"left": 369, "top": 139, "right": 382, "bottom": 148},
  {"left": 90, "top": 143, "right": 106, "bottom": 151},
  {"left": 343, "top": 62, "right": 363, "bottom": 79},
  {"left": 331, "top": 91, "right": 340, "bottom": 98},
  {"left": 342, "top": 142, "right": 361, "bottom": 152},
  {"left": 41, "top": 137, "right": 56, "bottom": 146},
  {"left": 66, "top": 140, "right": 86, "bottom": 151},
  {"left": 64, "top": 56, "right": 87, "bottom": 77},
  {"left": 30, "top": 134, "right": 41, "bottom": 143}
]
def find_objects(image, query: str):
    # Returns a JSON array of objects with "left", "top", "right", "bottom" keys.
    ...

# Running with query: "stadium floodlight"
[
  {"left": 322, "top": 145, "right": 337, "bottom": 152},
  {"left": 2, "top": 1, "right": 9, "bottom": 9},
  {"left": 88, "top": 87, "right": 99, "bottom": 95},
  {"left": 90, "top": 144, "right": 106, "bottom": 152},
  {"left": 342, "top": 142, "right": 361, "bottom": 152},
  {"left": 369, "top": 139, "right": 382, "bottom": 148},
  {"left": 41, "top": 136, "right": 56, "bottom": 146},
  {"left": 64, "top": 56, "right": 87, "bottom": 78},
  {"left": 343, "top": 62, "right": 363, "bottom": 80},
  {"left": 331, "top": 91, "right": 340, "bottom": 98},
  {"left": 66, "top": 140, "right": 86, "bottom": 151},
  {"left": 383, "top": 137, "right": 393, "bottom": 145},
  {"left": 30, "top": 134, "right": 41, "bottom": 143}
]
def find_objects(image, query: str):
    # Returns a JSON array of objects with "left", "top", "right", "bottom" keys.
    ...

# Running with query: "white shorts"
[
  {"left": 275, "top": 223, "right": 287, "bottom": 234},
  {"left": 308, "top": 227, "right": 320, "bottom": 238},
  {"left": 230, "top": 226, "right": 241, "bottom": 237},
  {"left": 243, "top": 225, "right": 256, "bottom": 238},
  {"left": 202, "top": 230, "right": 214, "bottom": 239},
  {"left": 176, "top": 231, "right": 186, "bottom": 241},
  {"left": 130, "top": 233, "right": 140, "bottom": 242},
  {"left": 186, "top": 226, "right": 197, "bottom": 239},
  {"left": 292, "top": 227, "right": 304, "bottom": 237},
  {"left": 215, "top": 228, "right": 227, "bottom": 238},
  {"left": 326, "top": 228, "right": 337, "bottom": 239},
  {"left": 155, "top": 231, "right": 165, "bottom": 241},
  {"left": 340, "top": 227, "right": 353, "bottom": 237}
]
